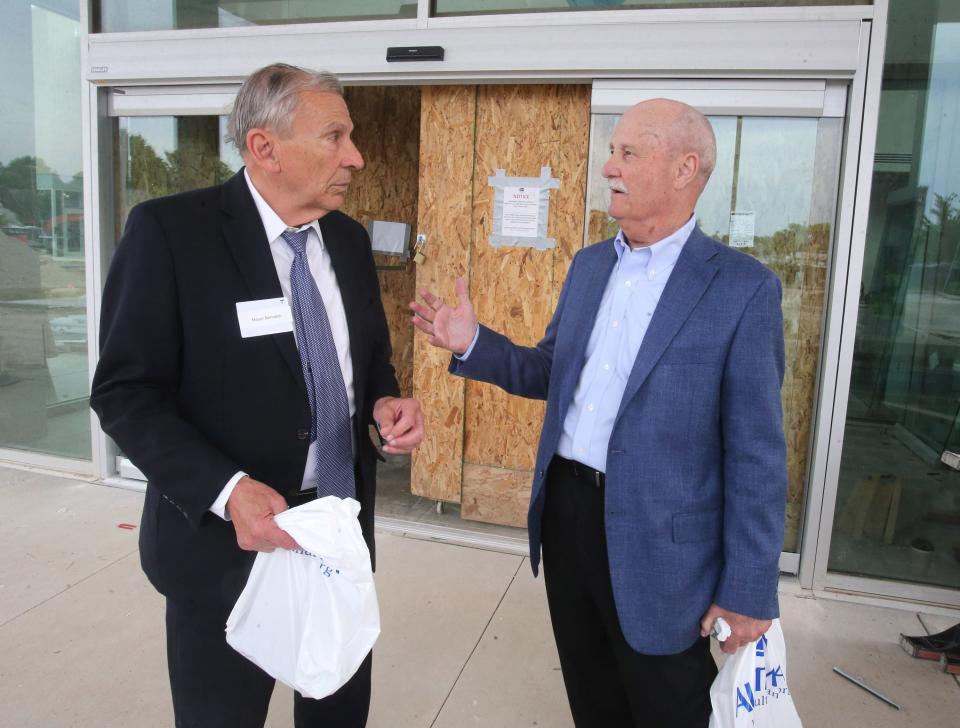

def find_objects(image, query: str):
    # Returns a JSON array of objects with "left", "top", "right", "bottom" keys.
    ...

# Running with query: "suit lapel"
[
  {"left": 220, "top": 171, "right": 304, "bottom": 384},
  {"left": 319, "top": 213, "right": 365, "bottom": 404},
  {"left": 614, "top": 228, "right": 719, "bottom": 425}
]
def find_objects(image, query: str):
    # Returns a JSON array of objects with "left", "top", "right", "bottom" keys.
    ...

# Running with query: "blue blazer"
[{"left": 451, "top": 227, "right": 787, "bottom": 655}]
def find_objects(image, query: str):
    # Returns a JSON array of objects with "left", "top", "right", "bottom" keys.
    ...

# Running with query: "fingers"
[
  {"left": 382, "top": 405, "right": 424, "bottom": 454},
  {"left": 229, "top": 477, "right": 300, "bottom": 553},
  {"left": 699, "top": 603, "right": 720, "bottom": 638},
  {"left": 701, "top": 603, "right": 770, "bottom": 654},
  {"left": 374, "top": 398, "right": 424, "bottom": 454},
  {"left": 454, "top": 276, "right": 470, "bottom": 306}
]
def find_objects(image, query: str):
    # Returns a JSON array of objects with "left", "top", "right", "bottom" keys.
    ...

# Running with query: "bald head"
[
  {"left": 602, "top": 98, "right": 717, "bottom": 246},
  {"left": 621, "top": 98, "right": 716, "bottom": 188}
]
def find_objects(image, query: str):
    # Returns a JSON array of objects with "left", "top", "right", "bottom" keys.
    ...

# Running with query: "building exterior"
[{"left": 1, "top": 0, "right": 957, "bottom": 610}]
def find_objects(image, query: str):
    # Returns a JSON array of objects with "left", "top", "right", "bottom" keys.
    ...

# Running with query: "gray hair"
[{"left": 227, "top": 63, "right": 343, "bottom": 154}]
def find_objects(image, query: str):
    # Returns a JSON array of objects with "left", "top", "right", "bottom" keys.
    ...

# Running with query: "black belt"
[{"left": 553, "top": 455, "right": 605, "bottom": 488}]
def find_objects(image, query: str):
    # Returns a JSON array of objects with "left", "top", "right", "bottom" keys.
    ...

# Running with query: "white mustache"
[{"left": 608, "top": 180, "right": 628, "bottom": 194}]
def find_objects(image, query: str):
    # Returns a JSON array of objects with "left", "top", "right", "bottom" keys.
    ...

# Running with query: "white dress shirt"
[
  {"left": 556, "top": 216, "right": 694, "bottom": 472},
  {"left": 210, "top": 170, "right": 355, "bottom": 519}
]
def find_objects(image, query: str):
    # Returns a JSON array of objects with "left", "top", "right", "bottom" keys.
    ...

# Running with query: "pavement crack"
[{"left": 0, "top": 547, "right": 140, "bottom": 630}]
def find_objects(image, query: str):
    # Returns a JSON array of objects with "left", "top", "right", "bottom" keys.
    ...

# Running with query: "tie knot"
[{"left": 282, "top": 228, "right": 309, "bottom": 255}]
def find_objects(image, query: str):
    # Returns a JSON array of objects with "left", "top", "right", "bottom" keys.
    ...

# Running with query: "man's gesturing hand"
[
  {"left": 227, "top": 476, "right": 300, "bottom": 553},
  {"left": 373, "top": 396, "right": 424, "bottom": 455},
  {"left": 700, "top": 603, "right": 771, "bottom": 655},
  {"left": 410, "top": 276, "right": 478, "bottom": 355}
]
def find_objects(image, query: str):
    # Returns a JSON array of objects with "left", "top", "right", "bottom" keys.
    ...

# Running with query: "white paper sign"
[
  {"left": 236, "top": 297, "right": 294, "bottom": 338},
  {"left": 501, "top": 186, "right": 542, "bottom": 238},
  {"left": 729, "top": 211, "right": 755, "bottom": 249}
]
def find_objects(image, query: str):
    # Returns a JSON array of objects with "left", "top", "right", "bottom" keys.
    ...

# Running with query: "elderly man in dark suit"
[
  {"left": 412, "top": 98, "right": 787, "bottom": 727},
  {"left": 91, "top": 63, "right": 423, "bottom": 728}
]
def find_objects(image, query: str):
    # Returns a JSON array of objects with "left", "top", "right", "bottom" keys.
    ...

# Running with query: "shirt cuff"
[
  {"left": 210, "top": 471, "right": 247, "bottom": 521},
  {"left": 454, "top": 326, "right": 481, "bottom": 361}
]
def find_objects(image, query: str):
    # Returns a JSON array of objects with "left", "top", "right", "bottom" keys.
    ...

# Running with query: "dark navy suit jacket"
[
  {"left": 451, "top": 227, "right": 787, "bottom": 655},
  {"left": 91, "top": 171, "right": 399, "bottom": 612}
]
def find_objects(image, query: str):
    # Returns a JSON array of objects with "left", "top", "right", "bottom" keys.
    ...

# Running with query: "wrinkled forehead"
[{"left": 609, "top": 114, "right": 668, "bottom": 152}]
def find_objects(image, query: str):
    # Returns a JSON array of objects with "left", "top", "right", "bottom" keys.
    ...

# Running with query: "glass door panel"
[
  {"left": 0, "top": 0, "right": 89, "bottom": 460},
  {"left": 828, "top": 0, "right": 960, "bottom": 590},
  {"left": 115, "top": 115, "right": 241, "bottom": 233},
  {"left": 586, "top": 110, "right": 844, "bottom": 555}
]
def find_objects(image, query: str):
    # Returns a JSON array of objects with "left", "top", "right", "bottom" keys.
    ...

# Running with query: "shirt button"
[
  {"left": 587, "top": 404, "right": 595, "bottom": 412},
  {"left": 612, "top": 320, "right": 619, "bottom": 328},
  {"left": 578, "top": 448, "right": 585, "bottom": 456},
  {"left": 603, "top": 363, "right": 610, "bottom": 370},
  {"left": 647, "top": 269, "right": 656, "bottom": 280},
  {"left": 625, "top": 281, "right": 632, "bottom": 288}
]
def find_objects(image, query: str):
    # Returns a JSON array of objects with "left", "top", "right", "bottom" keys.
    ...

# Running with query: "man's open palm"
[{"left": 410, "top": 276, "right": 478, "bottom": 355}]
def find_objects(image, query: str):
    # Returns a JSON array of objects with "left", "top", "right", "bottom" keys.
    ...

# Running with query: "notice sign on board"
[
  {"left": 729, "top": 211, "right": 756, "bottom": 249},
  {"left": 501, "top": 186, "right": 542, "bottom": 238}
]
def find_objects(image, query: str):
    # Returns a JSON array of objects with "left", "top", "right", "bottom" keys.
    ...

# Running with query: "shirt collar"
[
  {"left": 613, "top": 215, "right": 696, "bottom": 270},
  {"left": 244, "top": 168, "right": 323, "bottom": 249}
]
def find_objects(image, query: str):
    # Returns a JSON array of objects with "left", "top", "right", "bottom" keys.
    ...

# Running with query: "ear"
[
  {"left": 245, "top": 128, "right": 281, "bottom": 174},
  {"left": 675, "top": 152, "right": 700, "bottom": 190}
]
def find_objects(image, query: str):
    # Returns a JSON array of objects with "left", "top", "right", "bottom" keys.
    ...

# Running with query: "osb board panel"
[
  {"left": 410, "top": 86, "right": 477, "bottom": 502},
  {"left": 764, "top": 225, "right": 829, "bottom": 552},
  {"left": 341, "top": 86, "right": 420, "bottom": 397},
  {"left": 461, "top": 464, "right": 531, "bottom": 528},
  {"left": 464, "top": 84, "right": 591, "bottom": 471}
]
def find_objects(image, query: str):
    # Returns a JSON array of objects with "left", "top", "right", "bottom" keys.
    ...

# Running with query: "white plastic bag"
[
  {"left": 708, "top": 619, "right": 802, "bottom": 728},
  {"left": 225, "top": 496, "right": 380, "bottom": 700}
]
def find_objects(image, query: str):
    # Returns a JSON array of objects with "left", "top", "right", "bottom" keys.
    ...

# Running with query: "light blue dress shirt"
[{"left": 555, "top": 216, "right": 695, "bottom": 472}]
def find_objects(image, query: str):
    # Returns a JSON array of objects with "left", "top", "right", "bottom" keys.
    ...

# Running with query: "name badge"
[{"left": 236, "top": 297, "right": 294, "bottom": 338}]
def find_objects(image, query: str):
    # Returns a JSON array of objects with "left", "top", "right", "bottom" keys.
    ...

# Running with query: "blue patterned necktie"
[{"left": 282, "top": 228, "right": 355, "bottom": 500}]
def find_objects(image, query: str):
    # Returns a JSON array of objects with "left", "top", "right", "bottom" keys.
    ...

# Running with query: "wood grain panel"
[
  {"left": 342, "top": 86, "right": 420, "bottom": 397},
  {"left": 461, "top": 464, "right": 531, "bottom": 528},
  {"left": 464, "top": 84, "right": 591, "bottom": 473},
  {"left": 410, "top": 86, "right": 477, "bottom": 502}
]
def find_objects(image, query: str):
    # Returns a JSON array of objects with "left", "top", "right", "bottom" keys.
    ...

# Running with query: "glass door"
[
  {"left": 586, "top": 80, "right": 848, "bottom": 569},
  {"left": 826, "top": 0, "right": 960, "bottom": 593}
]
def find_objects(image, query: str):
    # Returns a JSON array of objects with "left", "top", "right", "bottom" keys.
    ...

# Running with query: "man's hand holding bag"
[{"left": 225, "top": 497, "right": 380, "bottom": 700}]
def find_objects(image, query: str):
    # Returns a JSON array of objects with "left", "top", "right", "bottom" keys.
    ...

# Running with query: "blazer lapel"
[
  {"left": 614, "top": 228, "right": 719, "bottom": 425},
  {"left": 220, "top": 171, "right": 304, "bottom": 384},
  {"left": 318, "top": 213, "right": 365, "bottom": 399}
]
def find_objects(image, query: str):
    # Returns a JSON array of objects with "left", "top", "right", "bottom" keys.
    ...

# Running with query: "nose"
[
  {"left": 344, "top": 137, "right": 364, "bottom": 171},
  {"left": 601, "top": 157, "right": 617, "bottom": 179}
]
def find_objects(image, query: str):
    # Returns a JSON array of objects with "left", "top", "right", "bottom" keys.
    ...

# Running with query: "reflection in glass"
[
  {"left": 586, "top": 112, "right": 844, "bottom": 553},
  {"left": 829, "top": 0, "right": 960, "bottom": 590},
  {"left": 97, "top": 0, "right": 415, "bottom": 32},
  {"left": 116, "top": 116, "right": 241, "bottom": 232},
  {"left": 0, "top": 0, "right": 89, "bottom": 460},
  {"left": 434, "top": 0, "right": 868, "bottom": 17}
]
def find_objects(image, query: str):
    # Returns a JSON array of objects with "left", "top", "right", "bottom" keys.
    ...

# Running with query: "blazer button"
[{"left": 296, "top": 429, "right": 310, "bottom": 440}]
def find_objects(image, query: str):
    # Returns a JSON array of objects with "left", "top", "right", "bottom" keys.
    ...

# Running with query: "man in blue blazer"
[{"left": 411, "top": 99, "right": 787, "bottom": 726}]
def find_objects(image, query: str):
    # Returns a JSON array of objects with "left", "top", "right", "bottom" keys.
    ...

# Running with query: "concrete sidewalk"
[{"left": 0, "top": 464, "right": 958, "bottom": 727}]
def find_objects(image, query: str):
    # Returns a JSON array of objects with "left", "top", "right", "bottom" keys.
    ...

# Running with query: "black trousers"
[
  {"left": 541, "top": 456, "right": 717, "bottom": 728},
  {"left": 165, "top": 597, "right": 372, "bottom": 728}
]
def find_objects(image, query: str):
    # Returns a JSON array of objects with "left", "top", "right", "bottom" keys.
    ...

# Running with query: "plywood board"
[
  {"left": 342, "top": 86, "right": 420, "bottom": 398},
  {"left": 461, "top": 464, "right": 531, "bottom": 528},
  {"left": 464, "top": 84, "right": 590, "bottom": 473},
  {"left": 410, "top": 86, "right": 477, "bottom": 502}
]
